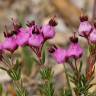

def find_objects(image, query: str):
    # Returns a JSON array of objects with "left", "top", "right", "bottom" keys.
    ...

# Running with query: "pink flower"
[
  {"left": 89, "top": 28, "right": 96, "bottom": 43},
  {"left": 28, "top": 34, "right": 44, "bottom": 47},
  {"left": 3, "top": 36, "right": 18, "bottom": 52},
  {"left": 42, "top": 25, "right": 55, "bottom": 39},
  {"left": 88, "top": 23, "right": 96, "bottom": 44},
  {"left": 16, "top": 28, "right": 30, "bottom": 46},
  {"left": 78, "top": 16, "right": 92, "bottom": 37},
  {"left": 27, "top": 25, "right": 35, "bottom": 34},
  {"left": 67, "top": 38, "right": 83, "bottom": 59},
  {"left": 28, "top": 27, "right": 44, "bottom": 47},
  {"left": 42, "top": 18, "right": 57, "bottom": 39},
  {"left": 67, "top": 32, "right": 83, "bottom": 59},
  {"left": 49, "top": 45, "right": 67, "bottom": 64}
]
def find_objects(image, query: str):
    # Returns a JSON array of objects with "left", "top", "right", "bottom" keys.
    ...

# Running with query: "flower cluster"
[
  {"left": 0, "top": 17, "right": 57, "bottom": 58},
  {"left": 49, "top": 33, "right": 83, "bottom": 64},
  {"left": 78, "top": 14, "right": 96, "bottom": 44},
  {"left": 49, "top": 14, "right": 96, "bottom": 64}
]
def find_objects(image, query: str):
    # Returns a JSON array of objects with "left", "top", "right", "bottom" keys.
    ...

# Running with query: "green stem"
[
  {"left": 74, "top": 59, "right": 78, "bottom": 76},
  {"left": 0, "top": 67, "right": 7, "bottom": 71},
  {"left": 67, "top": 61, "right": 75, "bottom": 71},
  {"left": 63, "top": 64, "right": 72, "bottom": 96}
]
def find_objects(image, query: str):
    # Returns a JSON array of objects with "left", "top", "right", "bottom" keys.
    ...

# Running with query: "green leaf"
[
  {"left": 14, "top": 81, "right": 28, "bottom": 96},
  {"left": 22, "top": 46, "right": 34, "bottom": 74},
  {"left": 81, "top": 74, "right": 86, "bottom": 84},
  {"left": 65, "top": 89, "right": 73, "bottom": 96},
  {"left": 79, "top": 61, "right": 83, "bottom": 73},
  {"left": 16, "top": 88, "right": 28, "bottom": 96},
  {"left": 0, "top": 84, "right": 3, "bottom": 94},
  {"left": 31, "top": 56, "right": 38, "bottom": 64},
  {"left": 63, "top": 65, "right": 72, "bottom": 96},
  {"left": 39, "top": 67, "right": 54, "bottom": 96},
  {"left": 39, "top": 81, "right": 54, "bottom": 96},
  {"left": 7, "top": 59, "right": 21, "bottom": 80},
  {"left": 40, "top": 67, "right": 53, "bottom": 81},
  {"left": 42, "top": 47, "right": 46, "bottom": 64}
]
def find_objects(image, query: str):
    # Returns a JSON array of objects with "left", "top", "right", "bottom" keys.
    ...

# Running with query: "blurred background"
[{"left": 0, "top": 0, "right": 95, "bottom": 96}]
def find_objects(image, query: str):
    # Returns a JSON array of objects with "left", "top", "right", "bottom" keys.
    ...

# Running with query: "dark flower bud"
[
  {"left": 26, "top": 20, "right": 35, "bottom": 27},
  {"left": 80, "top": 15, "right": 88, "bottom": 22}
]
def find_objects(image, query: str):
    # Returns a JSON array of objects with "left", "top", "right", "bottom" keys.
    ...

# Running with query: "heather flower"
[
  {"left": 27, "top": 25, "right": 35, "bottom": 34},
  {"left": 16, "top": 28, "right": 30, "bottom": 46},
  {"left": 89, "top": 23, "right": 96, "bottom": 44},
  {"left": 2, "top": 26, "right": 18, "bottom": 52},
  {"left": 3, "top": 36, "right": 18, "bottom": 53},
  {"left": 67, "top": 35, "right": 83, "bottom": 59},
  {"left": 49, "top": 45, "right": 67, "bottom": 64},
  {"left": 28, "top": 26, "right": 44, "bottom": 47},
  {"left": 67, "top": 43, "right": 83, "bottom": 59},
  {"left": 78, "top": 15, "right": 92, "bottom": 38},
  {"left": 42, "top": 17, "right": 57, "bottom": 39},
  {"left": 42, "top": 25, "right": 55, "bottom": 39}
]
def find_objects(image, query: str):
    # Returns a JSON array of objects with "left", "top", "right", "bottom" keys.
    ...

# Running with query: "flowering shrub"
[{"left": 0, "top": 14, "right": 96, "bottom": 96}]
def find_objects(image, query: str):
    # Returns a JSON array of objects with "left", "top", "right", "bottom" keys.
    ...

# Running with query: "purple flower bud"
[
  {"left": 42, "top": 25, "right": 55, "bottom": 39},
  {"left": 3, "top": 36, "right": 18, "bottom": 52},
  {"left": 89, "top": 28, "right": 96, "bottom": 44},
  {"left": 3, "top": 25, "right": 14, "bottom": 37},
  {"left": 49, "top": 46, "right": 67, "bottom": 64},
  {"left": 67, "top": 43, "right": 83, "bottom": 59},
  {"left": 26, "top": 20, "right": 35, "bottom": 27},
  {"left": 16, "top": 28, "right": 30, "bottom": 46},
  {"left": 48, "top": 17, "right": 58, "bottom": 26},
  {"left": 78, "top": 16, "right": 92, "bottom": 37}
]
